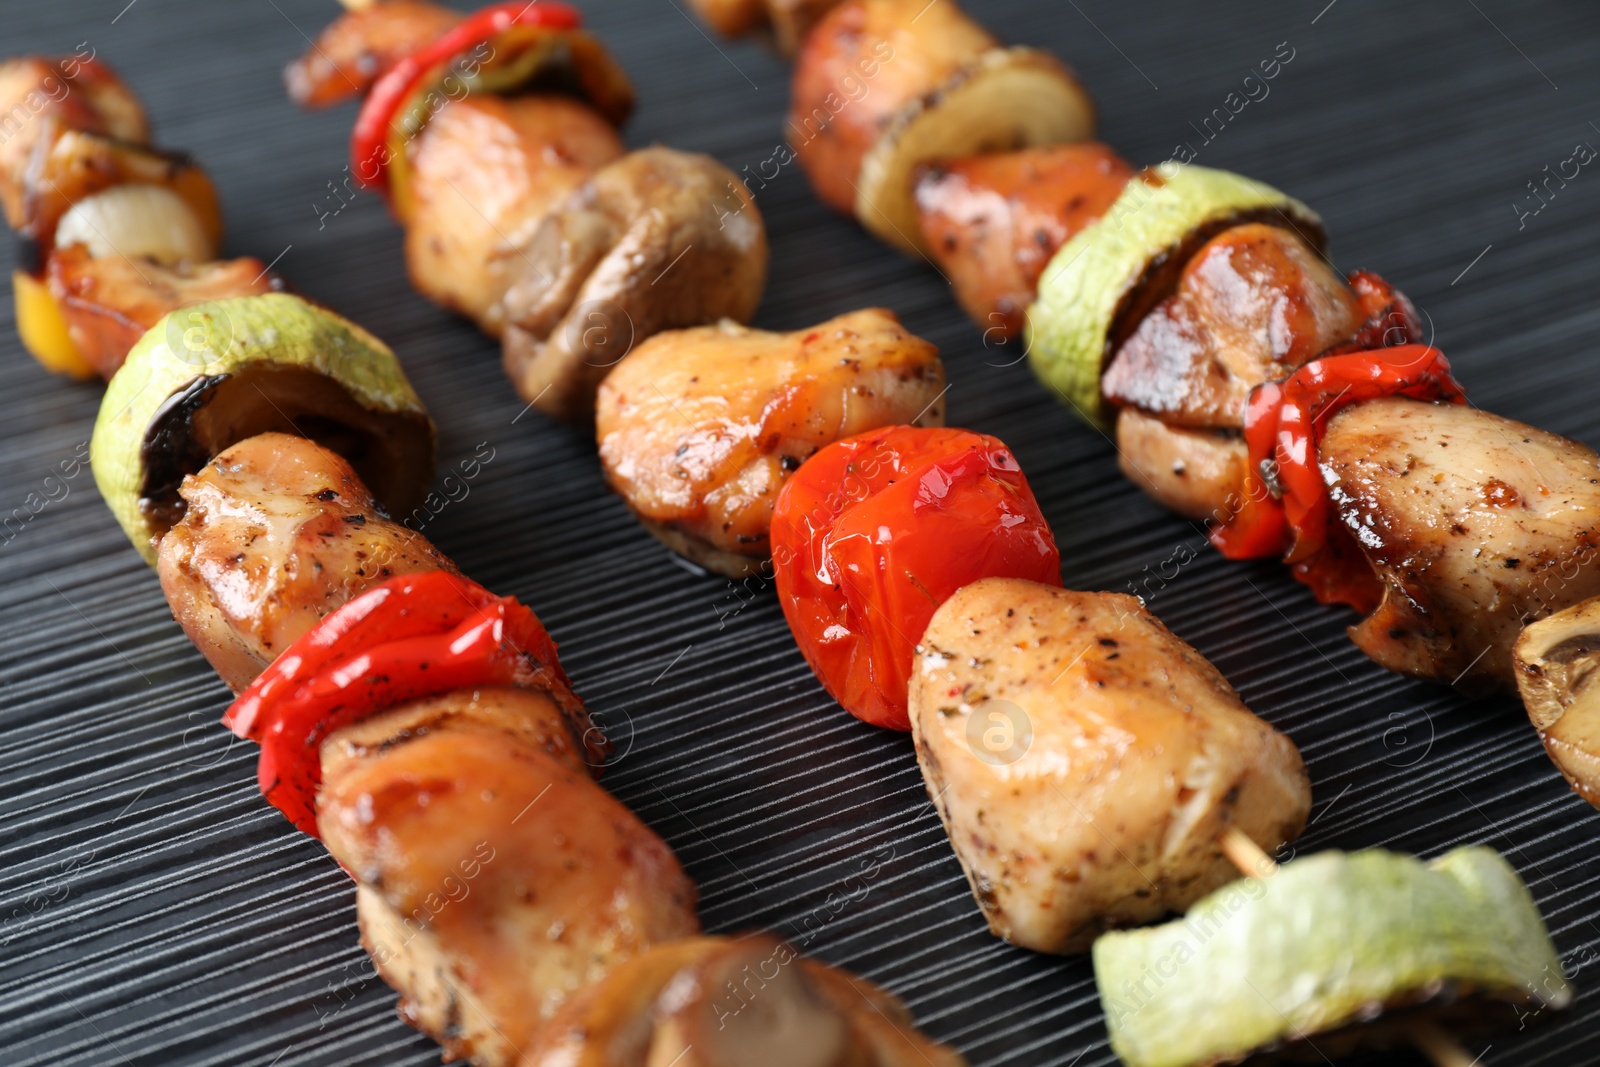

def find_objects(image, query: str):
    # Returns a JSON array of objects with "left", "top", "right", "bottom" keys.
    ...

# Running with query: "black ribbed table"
[{"left": 2, "top": 1, "right": 1598, "bottom": 1064}]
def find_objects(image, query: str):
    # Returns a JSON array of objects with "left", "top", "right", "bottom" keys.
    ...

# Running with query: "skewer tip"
[
  {"left": 1218, "top": 826, "right": 1278, "bottom": 879},
  {"left": 1410, "top": 1020, "right": 1479, "bottom": 1067}
]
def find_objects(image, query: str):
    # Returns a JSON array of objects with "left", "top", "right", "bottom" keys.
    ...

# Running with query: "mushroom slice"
[
  {"left": 500, "top": 147, "right": 767, "bottom": 421},
  {"left": 909, "top": 577, "right": 1309, "bottom": 953},
  {"left": 92, "top": 293, "right": 435, "bottom": 562},
  {"left": 523, "top": 934, "right": 967, "bottom": 1067},
  {"left": 595, "top": 309, "right": 944, "bottom": 577},
  {"left": 21, "top": 124, "right": 222, "bottom": 255},
  {"left": 1515, "top": 596, "right": 1600, "bottom": 809}
]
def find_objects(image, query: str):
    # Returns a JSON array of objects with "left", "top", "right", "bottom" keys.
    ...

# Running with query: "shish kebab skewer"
[
  {"left": 286, "top": 0, "right": 1315, "bottom": 1025},
  {"left": 705, "top": 0, "right": 1600, "bottom": 810},
  {"left": 671, "top": 3, "right": 1582, "bottom": 1062},
  {"left": 0, "top": 53, "right": 284, "bottom": 378},
  {"left": 90, "top": 301, "right": 963, "bottom": 1066},
  {"left": 0, "top": 45, "right": 963, "bottom": 1067},
  {"left": 281, "top": 8, "right": 1573, "bottom": 1066},
  {"left": 287, "top": 0, "right": 769, "bottom": 421},
  {"left": 299, "top": 20, "right": 1575, "bottom": 1064},
  {"left": 290, "top": 1, "right": 959, "bottom": 582}
]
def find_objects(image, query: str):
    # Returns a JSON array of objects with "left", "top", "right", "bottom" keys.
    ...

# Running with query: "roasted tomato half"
[{"left": 771, "top": 425, "right": 1062, "bottom": 730}]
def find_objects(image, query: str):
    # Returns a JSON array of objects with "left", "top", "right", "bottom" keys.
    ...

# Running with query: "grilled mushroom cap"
[
  {"left": 1515, "top": 595, "right": 1600, "bottom": 809},
  {"left": 499, "top": 146, "right": 767, "bottom": 421}
]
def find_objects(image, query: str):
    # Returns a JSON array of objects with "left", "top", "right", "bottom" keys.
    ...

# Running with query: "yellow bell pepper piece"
[{"left": 12, "top": 270, "right": 94, "bottom": 379}]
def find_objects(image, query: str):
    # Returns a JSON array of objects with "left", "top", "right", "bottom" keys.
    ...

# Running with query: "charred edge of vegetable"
[
  {"left": 1219, "top": 981, "right": 1559, "bottom": 1066},
  {"left": 1105, "top": 205, "right": 1329, "bottom": 372},
  {"left": 138, "top": 374, "right": 225, "bottom": 529},
  {"left": 137, "top": 364, "right": 435, "bottom": 534}
]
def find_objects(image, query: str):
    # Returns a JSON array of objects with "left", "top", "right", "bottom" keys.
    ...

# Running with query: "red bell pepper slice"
[
  {"left": 223, "top": 570, "right": 568, "bottom": 837},
  {"left": 1211, "top": 344, "right": 1466, "bottom": 611},
  {"left": 351, "top": 1, "right": 583, "bottom": 210}
]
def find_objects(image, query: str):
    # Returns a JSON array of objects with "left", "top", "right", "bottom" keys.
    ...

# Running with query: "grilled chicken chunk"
[
  {"left": 915, "top": 144, "right": 1133, "bottom": 339},
  {"left": 909, "top": 577, "right": 1310, "bottom": 953},
  {"left": 405, "top": 94, "right": 624, "bottom": 335},
  {"left": 500, "top": 146, "right": 768, "bottom": 420},
  {"left": 48, "top": 243, "right": 282, "bottom": 377},
  {"left": 1114, "top": 408, "right": 1247, "bottom": 524},
  {"left": 319, "top": 713, "right": 699, "bottom": 1067},
  {"left": 596, "top": 309, "right": 945, "bottom": 576},
  {"left": 789, "top": 0, "right": 998, "bottom": 217},
  {"left": 284, "top": 0, "right": 462, "bottom": 107},
  {"left": 1321, "top": 397, "right": 1600, "bottom": 690},
  {"left": 0, "top": 55, "right": 148, "bottom": 229},
  {"left": 156, "top": 433, "right": 454, "bottom": 691},
  {"left": 1104, "top": 223, "right": 1362, "bottom": 429},
  {"left": 524, "top": 934, "right": 966, "bottom": 1067}
]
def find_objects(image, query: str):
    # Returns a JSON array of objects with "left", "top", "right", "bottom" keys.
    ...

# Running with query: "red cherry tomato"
[{"left": 771, "top": 426, "right": 1062, "bottom": 731}]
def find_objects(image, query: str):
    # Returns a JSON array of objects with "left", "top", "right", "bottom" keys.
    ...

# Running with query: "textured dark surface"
[{"left": 2, "top": 1, "right": 1599, "bottom": 1064}]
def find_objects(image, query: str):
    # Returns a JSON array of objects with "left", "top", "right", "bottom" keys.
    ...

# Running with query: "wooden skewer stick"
[
  {"left": 1410, "top": 1022, "right": 1480, "bottom": 1067},
  {"left": 1216, "top": 827, "right": 1480, "bottom": 1067}
]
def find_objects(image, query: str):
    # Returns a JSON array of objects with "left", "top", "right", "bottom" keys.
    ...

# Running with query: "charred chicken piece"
[
  {"left": 1321, "top": 396, "right": 1600, "bottom": 690},
  {"left": 523, "top": 933, "right": 967, "bottom": 1066},
  {"left": 1101, "top": 222, "right": 1371, "bottom": 520},
  {"left": 915, "top": 144, "right": 1133, "bottom": 338},
  {"left": 319, "top": 716, "right": 700, "bottom": 1066},
  {"left": 47, "top": 243, "right": 282, "bottom": 378},
  {"left": 157, "top": 433, "right": 454, "bottom": 692},
  {"left": 404, "top": 94, "right": 624, "bottom": 334},
  {"left": 595, "top": 308, "right": 944, "bottom": 577},
  {"left": 0, "top": 55, "right": 148, "bottom": 229},
  {"left": 909, "top": 577, "right": 1310, "bottom": 953},
  {"left": 1103, "top": 223, "right": 1364, "bottom": 428},
  {"left": 500, "top": 146, "right": 768, "bottom": 421},
  {"left": 284, "top": 0, "right": 463, "bottom": 107}
]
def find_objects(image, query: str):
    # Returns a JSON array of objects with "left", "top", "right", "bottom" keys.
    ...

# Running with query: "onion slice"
[{"left": 54, "top": 183, "right": 216, "bottom": 266}]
